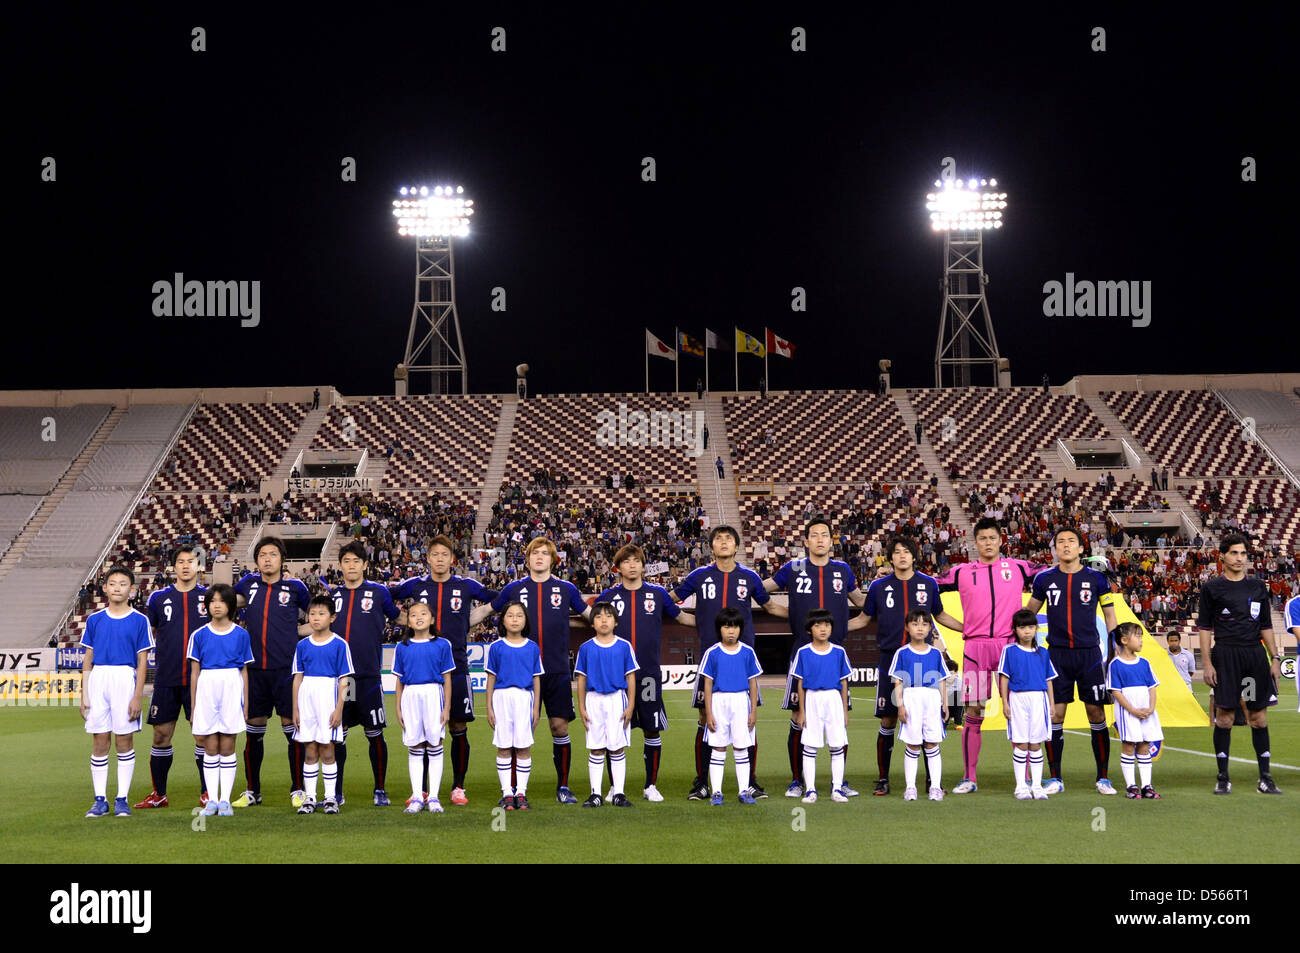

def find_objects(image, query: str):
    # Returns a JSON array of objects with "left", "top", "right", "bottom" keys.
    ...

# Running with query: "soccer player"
[
  {"left": 393, "top": 602, "right": 455, "bottom": 814},
  {"left": 1287, "top": 593, "right": 1300, "bottom": 715},
  {"left": 485, "top": 537, "right": 594, "bottom": 804},
  {"left": 700, "top": 607, "right": 763, "bottom": 806},
  {"left": 80, "top": 565, "right": 153, "bottom": 817},
  {"left": 328, "top": 540, "right": 400, "bottom": 806},
  {"left": 937, "top": 517, "right": 1040, "bottom": 794},
  {"left": 889, "top": 608, "right": 954, "bottom": 802},
  {"left": 574, "top": 602, "right": 639, "bottom": 807},
  {"left": 291, "top": 596, "right": 355, "bottom": 814},
  {"left": 997, "top": 608, "right": 1056, "bottom": 800},
  {"left": 1107, "top": 623, "right": 1163, "bottom": 799},
  {"left": 792, "top": 608, "right": 852, "bottom": 803},
  {"left": 189, "top": 584, "right": 253, "bottom": 818},
  {"left": 861, "top": 535, "right": 958, "bottom": 796},
  {"left": 675, "top": 525, "right": 785, "bottom": 800},
  {"left": 1198, "top": 533, "right": 1284, "bottom": 795},
  {"left": 233, "top": 536, "right": 312, "bottom": 807},
  {"left": 137, "top": 545, "right": 210, "bottom": 809},
  {"left": 1024, "top": 526, "right": 1120, "bottom": 795},
  {"left": 485, "top": 602, "right": 544, "bottom": 810},
  {"left": 391, "top": 535, "right": 498, "bottom": 804},
  {"left": 597, "top": 544, "right": 695, "bottom": 801},
  {"left": 765, "top": 515, "right": 870, "bottom": 798}
]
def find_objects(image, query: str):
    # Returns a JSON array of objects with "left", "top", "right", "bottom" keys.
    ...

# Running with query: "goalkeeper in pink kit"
[{"left": 936, "top": 518, "right": 1042, "bottom": 793}]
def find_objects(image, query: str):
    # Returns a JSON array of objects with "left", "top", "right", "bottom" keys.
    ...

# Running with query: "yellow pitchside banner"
[
  {"left": 0, "top": 671, "right": 83, "bottom": 704},
  {"left": 934, "top": 592, "right": 1209, "bottom": 730}
]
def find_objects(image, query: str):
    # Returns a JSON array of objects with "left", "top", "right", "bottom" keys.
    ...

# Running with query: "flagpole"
[
  {"left": 645, "top": 329, "right": 649, "bottom": 394},
  {"left": 674, "top": 326, "right": 679, "bottom": 393},
  {"left": 764, "top": 328, "right": 769, "bottom": 394},
  {"left": 704, "top": 330, "right": 709, "bottom": 395},
  {"left": 733, "top": 326, "right": 739, "bottom": 392}
]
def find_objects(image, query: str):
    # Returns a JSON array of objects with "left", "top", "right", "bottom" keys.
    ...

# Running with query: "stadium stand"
[
  {"left": 0, "top": 495, "right": 40, "bottom": 558},
  {"left": 1181, "top": 479, "right": 1300, "bottom": 551},
  {"left": 0, "top": 405, "right": 112, "bottom": 494},
  {"left": 152, "top": 402, "right": 308, "bottom": 492},
  {"left": 1218, "top": 388, "right": 1300, "bottom": 473},
  {"left": 1103, "top": 390, "right": 1275, "bottom": 476}
]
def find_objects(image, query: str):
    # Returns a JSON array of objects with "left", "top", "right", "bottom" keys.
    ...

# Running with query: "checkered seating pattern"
[
  {"left": 1103, "top": 390, "right": 1275, "bottom": 476},
  {"left": 153, "top": 403, "right": 308, "bottom": 492},
  {"left": 311, "top": 395, "right": 501, "bottom": 487},
  {"left": 737, "top": 485, "right": 940, "bottom": 561},
  {"left": 507, "top": 393, "right": 697, "bottom": 484},
  {"left": 1182, "top": 479, "right": 1300, "bottom": 550},
  {"left": 955, "top": 476, "right": 1158, "bottom": 519},
  {"left": 909, "top": 388, "right": 1108, "bottom": 481},
  {"left": 723, "top": 391, "right": 924, "bottom": 483}
]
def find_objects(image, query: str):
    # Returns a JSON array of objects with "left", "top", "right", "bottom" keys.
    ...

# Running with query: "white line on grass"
[{"left": 1063, "top": 728, "right": 1298, "bottom": 771}]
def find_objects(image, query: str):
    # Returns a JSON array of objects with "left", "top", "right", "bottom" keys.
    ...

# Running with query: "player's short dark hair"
[
  {"left": 709, "top": 525, "right": 739, "bottom": 548},
  {"left": 904, "top": 607, "right": 932, "bottom": 626},
  {"left": 1164, "top": 629, "right": 1181, "bottom": 642},
  {"left": 804, "top": 515, "right": 832, "bottom": 539},
  {"left": 1219, "top": 532, "right": 1249, "bottom": 555},
  {"left": 973, "top": 517, "right": 1001, "bottom": 537},
  {"left": 613, "top": 544, "right": 645, "bottom": 567},
  {"left": 1054, "top": 525, "right": 1083, "bottom": 547},
  {"left": 255, "top": 535, "right": 287, "bottom": 562},
  {"left": 887, "top": 535, "right": 918, "bottom": 563},
  {"left": 207, "top": 583, "right": 238, "bottom": 619},
  {"left": 497, "top": 600, "right": 531, "bottom": 640},
  {"left": 426, "top": 534, "right": 456, "bottom": 556},
  {"left": 590, "top": 600, "right": 617, "bottom": 622},
  {"left": 1012, "top": 608, "right": 1038, "bottom": 632},
  {"left": 804, "top": 607, "right": 834, "bottom": 633},
  {"left": 104, "top": 564, "right": 134, "bottom": 585},
  {"left": 402, "top": 600, "right": 438, "bottom": 646},
  {"left": 714, "top": 605, "right": 744, "bottom": 635},
  {"left": 308, "top": 594, "right": 335, "bottom": 616},
  {"left": 171, "top": 545, "right": 198, "bottom": 565},
  {"left": 338, "top": 540, "right": 368, "bottom": 563}
]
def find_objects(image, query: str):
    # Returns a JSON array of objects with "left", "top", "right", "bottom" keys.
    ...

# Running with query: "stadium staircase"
[
  {"left": 473, "top": 395, "right": 519, "bottom": 547},
  {"left": 1082, "top": 395, "right": 1209, "bottom": 544},
  {"left": 0, "top": 407, "right": 124, "bottom": 583},
  {"left": 270, "top": 403, "right": 331, "bottom": 481},
  {"left": 889, "top": 394, "right": 973, "bottom": 542},
  {"left": 695, "top": 394, "right": 743, "bottom": 546}
]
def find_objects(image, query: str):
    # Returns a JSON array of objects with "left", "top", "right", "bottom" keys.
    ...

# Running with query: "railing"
[
  {"left": 1119, "top": 437, "right": 1143, "bottom": 470},
  {"left": 1213, "top": 389, "right": 1300, "bottom": 493},
  {"left": 1055, "top": 438, "right": 1075, "bottom": 470}
]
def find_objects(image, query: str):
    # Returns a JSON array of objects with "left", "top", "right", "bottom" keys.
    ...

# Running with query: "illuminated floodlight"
[
  {"left": 924, "top": 175, "right": 1008, "bottom": 231},
  {"left": 393, "top": 185, "right": 474, "bottom": 238}
]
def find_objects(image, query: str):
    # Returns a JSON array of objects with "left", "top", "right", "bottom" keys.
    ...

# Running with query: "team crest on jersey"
[
  {"left": 198, "top": 601, "right": 208, "bottom": 616},
  {"left": 1000, "top": 568, "right": 1013, "bottom": 582},
  {"left": 550, "top": 590, "right": 563, "bottom": 608},
  {"left": 1080, "top": 588, "right": 1092, "bottom": 604},
  {"left": 1249, "top": 600, "right": 1261, "bottom": 619},
  {"left": 737, "top": 579, "right": 748, "bottom": 599},
  {"left": 278, "top": 589, "right": 291, "bottom": 605},
  {"left": 916, "top": 588, "right": 928, "bottom": 605},
  {"left": 832, "top": 576, "right": 843, "bottom": 593},
  {"left": 361, "top": 596, "right": 374, "bottom": 612},
  {"left": 450, "top": 597, "right": 462, "bottom": 611},
  {"left": 643, "top": 593, "right": 655, "bottom": 613}
]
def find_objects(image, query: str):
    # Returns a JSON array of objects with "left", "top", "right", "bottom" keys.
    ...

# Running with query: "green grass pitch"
[{"left": 2, "top": 681, "right": 1295, "bottom": 863}]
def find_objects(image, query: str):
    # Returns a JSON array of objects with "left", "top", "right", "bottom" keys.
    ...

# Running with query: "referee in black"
[{"left": 1197, "top": 533, "right": 1283, "bottom": 795}]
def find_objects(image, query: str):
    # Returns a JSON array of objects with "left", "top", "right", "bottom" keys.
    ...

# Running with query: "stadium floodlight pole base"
[
  {"left": 934, "top": 228, "right": 1001, "bottom": 388},
  {"left": 402, "top": 235, "right": 468, "bottom": 395}
]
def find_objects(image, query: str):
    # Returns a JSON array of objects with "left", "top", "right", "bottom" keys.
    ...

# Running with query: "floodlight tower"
[
  {"left": 927, "top": 175, "right": 1007, "bottom": 388},
  {"left": 393, "top": 185, "right": 475, "bottom": 395}
]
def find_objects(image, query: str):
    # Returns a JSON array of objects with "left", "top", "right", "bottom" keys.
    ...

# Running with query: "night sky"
[{"left": 16, "top": 8, "right": 1283, "bottom": 396}]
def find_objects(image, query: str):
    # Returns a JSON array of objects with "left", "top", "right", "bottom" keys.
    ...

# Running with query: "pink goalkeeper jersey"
[{"left": 938, "top": 558, "right": 1042, "bottom": 640}]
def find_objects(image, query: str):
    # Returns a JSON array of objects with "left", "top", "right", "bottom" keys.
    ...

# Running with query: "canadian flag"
[
  {"left": 765, "top": 328, "right": 795, "bottom": 359},
  {"left": 646, "top": 329, "right": 676, "bottom": 360}
]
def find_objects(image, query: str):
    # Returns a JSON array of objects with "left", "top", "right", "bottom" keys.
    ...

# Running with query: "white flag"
[
  {"left": 705, "top": 328, "right": 720, "bottom": 349},
  {"left": 647, "top": 329, "right": 676, "bottom": 360}
]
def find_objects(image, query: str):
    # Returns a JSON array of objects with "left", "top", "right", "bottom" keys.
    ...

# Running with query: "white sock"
[
  {"left": 1137, "top": 752, "right": 1152, "bottom": 788},
  {"left": 427, "top": 744, "right": 444, "bottom": 799},
  {"left": 904, "top": 747, "right": 919, "bottom": 789},
  {"left": 589, "top": 753, "right": 604, "bottom": 796},
  {"left": 219, "top": 754, "right": 236, "bottom": 802},
  {"left": 323, "top": 763, "right": 337, "bottom": 800},
  {"left": 802, "top": 745, "right": 818, "bottom": 792},
  {"left": 1029, "top": 750, "right": 1044, "bottom": 788},
  {"left": 924, "top": 746, "right": 942, "bottom": 790},
  {"left": 116, "top": 750, "right": 135, "bottom": 799},
  {"left": 734, "top": 749, "right": 750, "bottom": 793},
  {"left": 515, "top": 756, "right": 531, "bottom": 795},
  {"left": 610, "top": 750, "right": 626, "bottom": 796},
  {"left": 1121, "top": 753, "right": 1136, "bottom": 788},
  {"left": 497, "top": 757, "right": 513, "bottom": 796},
  {"left": 709, "top": 750, "right": 725, "bottom": 794},
  {"left": 91, "top": 755, "right": 109, "bottom": 798},
  {"left": 204, "top": 756, "right": 220, "bottom": 800},
  {"left": 303, "top": 762, "right": 319, "bottom": 800},
  {"left": 1013, "top": 749, "right": 1028, "bottom": 787},
  {"left": 830, "top": 746, "right": 845, "bottom": 791},
  {"left": 409, "top": 748, "right": 424, "bottom": 799}
]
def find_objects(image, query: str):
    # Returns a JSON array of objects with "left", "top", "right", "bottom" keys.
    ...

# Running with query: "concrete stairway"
[
  {"left": 271, "top": 404, "right": 330, "bottom": 480},
  {"left": 694, "top": 395, "right": 743, "bottom": 545},
  {"left": 473, "top": 395, "right": 518, "bottom": 548},
  {"left": 890, "top": 393, "right": 973, "bottom": 541},
  {"left": 0, "top": 406, "right": 123, "bottom": 582}
]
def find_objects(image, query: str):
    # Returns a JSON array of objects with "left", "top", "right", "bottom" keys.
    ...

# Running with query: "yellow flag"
[{"left": 735, "top": 328, "right": 766, "bottom": 357}]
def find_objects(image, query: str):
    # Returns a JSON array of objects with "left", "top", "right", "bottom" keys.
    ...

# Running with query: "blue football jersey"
[
  {"left": 147, "top": 585, "right": 209, "bottom": 686},
  {"left": 597, "top": 583, "right": 680, "bottom": 669},
  {"left": 81, "top": 609, "right": 154, "bottom": 666},
  {"left": 492, "top": 576, "right": 589, "bottom": 672},
  {"left": 291, "top": 634, "right": 355, "bottom": 679},
  {"left": 187, "top": 623, "right": 255, "bottom": 671},
  {"left": 996, "top": 643, "right": 1058, "bottom": 693},
  {"left": 391, "top": 573, "right": 496, "bottom": 669},
  {"left": 235, "top": 574, "right": 311, "bottom": 669},
  {"left": 485, "top": 638, "right": 544, "bottom": 690},
  {"left": 329, "top": 583, "right": 399, "bottom": 678},
  {"left": 392, "top": 638, "right": 456, "bottom": 687},
  {"left": 792, "top": 643, "right": 852, "bottom": 691},
  {"left": 887, "top": 645, "right": 950, "bottom": 691},
  {"left": 865, "top": 572, "right": 942, "bottom": 652},
  {"left": 699, "top": 642, "right": 762, "bottom": 693},
  {"left": 574, "top": 637, "right": 639, "bottom": 695},
  {"left": 1031, "top": 567, "right": 1113, "bottom": 649},
  {"left": 772, "top": 558, "right": 857, "bottom": 648},
  {"left": 1106, "top": 656, "right": 1159, "bottom": 692},
  {"left": 674, "top": 563, "right": 769, "bottom": 652}
]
